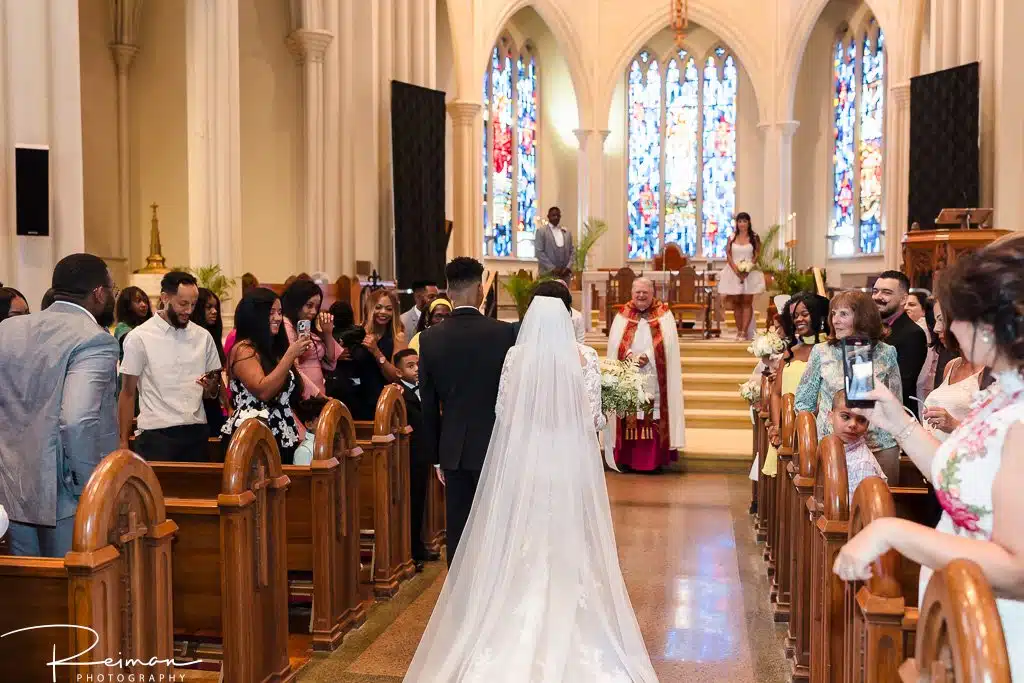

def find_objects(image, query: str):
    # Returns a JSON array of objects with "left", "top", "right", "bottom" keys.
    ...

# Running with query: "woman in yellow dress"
[
  {"left": 764, "top": 292, "right": 831, "bottom": 474},
  {"left": 408, "top": 297, "right": 452, "bottom": 353}
]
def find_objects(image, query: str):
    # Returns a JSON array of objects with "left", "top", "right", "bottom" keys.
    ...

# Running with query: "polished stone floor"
[{"left": 297, "top": 472, "right": 789, "bottom": 682}]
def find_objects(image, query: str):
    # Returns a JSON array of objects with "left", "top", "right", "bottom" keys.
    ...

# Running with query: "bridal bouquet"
[
  {"left": 736, "top": 260, "right": 755, "bottom": 274},
  {"left": 599, "top": 357, "right": 652, "bottom": 417},
  {"left": 739, "top": 378, "right": 761, "bottom": 405},
  {"left": 747, "top": 330, "right": 786, "bottom": 359}
]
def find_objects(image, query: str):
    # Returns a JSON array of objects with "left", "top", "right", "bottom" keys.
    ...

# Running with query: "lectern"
[{"left": 902, "top": 228, "right": 1010, "bottom": 290}]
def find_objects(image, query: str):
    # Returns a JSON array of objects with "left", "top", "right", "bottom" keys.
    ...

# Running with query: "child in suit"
[
  {"left": 395, "top": 348, "right": 436, "bottom": 570},
  {"left": 829, "top": 390, "right": 888, "bottom": 501},
  {"left": 292, "top": 396, "right": 329, "bottom": 466}
]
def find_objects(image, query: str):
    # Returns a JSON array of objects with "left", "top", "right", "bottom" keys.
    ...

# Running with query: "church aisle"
[{"left": 296, "top": 473, "right": 789, "bottom": 682}]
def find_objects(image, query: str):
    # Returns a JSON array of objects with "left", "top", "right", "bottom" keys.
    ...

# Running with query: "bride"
[{"left": 404, "top": 295, "right": 658, "bottom": 682}]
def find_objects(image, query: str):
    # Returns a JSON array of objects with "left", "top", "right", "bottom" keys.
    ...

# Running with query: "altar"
[{"left": 902, "top": 228, "right": 1012, "bottom": 290}]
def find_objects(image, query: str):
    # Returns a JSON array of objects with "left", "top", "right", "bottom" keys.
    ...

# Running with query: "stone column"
[
  {"left": 110, "top": 0, "right": 143, "bottom": 270},
  {"left": 410, "top": 0, "right": 427, "bottom": 86},
  {"left": 393, "top": 0, "right": 410, "bottom": 84},
  {"left": 287, "top": 28, "right": 334, "bottom": 274},
  {"left": 426, "top": 0, "right": 436, "bottom": 89},
  {"left": 940, "top": 0, "right": 959, "bottom": 70},
  {"left": 758, "top": 121, "right": 799, "bottom": 253},
  {"left": 979, "top": 0, "right": 997, "bottom": 207},
  {"left": 885, "top": 83, "right": 912, "bottom": 269},
  {"left": 573, "top": 128, "right": 611, "bottom": 237},
  {"left": 185, "top": 0, "right": 242, "bottom": 275},
  {"left": 959, "top": 0, "right": 979, "bottom": 64},
  {"left": 377, "top": 0, "right": 395, "bottom": 277},
  {"left": 447, "top": 101, "right": 483, "bottom": 259},
  {"left": 323, "top": 0, "right": 341, "bottom": 277},
  {"left": 338, "top": 0, "right": 357, "bottom": 275}
]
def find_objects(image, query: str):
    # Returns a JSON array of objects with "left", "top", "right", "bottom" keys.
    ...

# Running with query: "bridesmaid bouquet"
[
  {"left": 736, "top": 260, "right": 755, "bottom": 274},
  {"left": 599, "top": 358, "right": 652, "bottom": 417},
  {"left": 747, "top": 330, "right": 786, "bottom": 360},
  {"left": 739, "top": 378, "right": 761, "bottom": 405}
]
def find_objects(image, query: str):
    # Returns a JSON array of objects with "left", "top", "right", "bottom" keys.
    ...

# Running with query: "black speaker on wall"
[
  {"left": 908, "top": 63, "right": 980, "bottom": 231},
  {"left": 15, "top": 145, "right": 50, "bottom": 236}
]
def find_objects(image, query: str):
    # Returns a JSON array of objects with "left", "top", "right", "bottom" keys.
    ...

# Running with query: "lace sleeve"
[
  {"left": 580, "top": 345, "right": 607, "bottom": 431},
  {"left": 495, "top": 346, "right": 518, "bottom": 422}
]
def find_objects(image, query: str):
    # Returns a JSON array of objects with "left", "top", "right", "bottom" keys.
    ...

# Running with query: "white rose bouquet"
[
  {"left": 746, "top": 330, "right": 787, "bottom": 359},
  {"left": 736, "top": 259, "right": 755, "bottom": 274},
  {"left": 739, "top": 378, "right": 761, "bottom": 405},
  {"left": 599, "top": 357, "right": 652, "bottom": 417}
]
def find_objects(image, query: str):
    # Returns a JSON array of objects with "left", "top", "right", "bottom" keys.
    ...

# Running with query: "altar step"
[
  {"left": 681, "top": 427, "right": 754, "bottom": 473},
  {"left": 681, "top": 355, "right": 756, "bottom": 376},
  {"left": 683, "top": 389, "right": 750, "bottom": 411},
  {"left": 685, "top": 407, "right": 752, "bottom": 430}
]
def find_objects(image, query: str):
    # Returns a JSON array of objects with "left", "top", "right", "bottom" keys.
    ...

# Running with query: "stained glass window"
[
  {"left": 627, "top": 51, "right": 662, "bottom": 260},
  {"left": 625, "top": 46, "right": 739, "bottom": 260},
  {"left": 481, "top": 39, "right": 539, "bottom": 258},
  {"left": 830, "top": 19, "right": 885, "bottom": 257},
  {"left": 701, "top": 48, "right": 738, "bottom": 259}
]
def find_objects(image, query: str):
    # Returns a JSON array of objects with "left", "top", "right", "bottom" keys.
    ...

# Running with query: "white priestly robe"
[{"left": 603, "top": 308, "right": 686, "bottom": 467}]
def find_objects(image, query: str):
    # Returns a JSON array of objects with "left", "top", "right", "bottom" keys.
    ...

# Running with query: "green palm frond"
[
  {"left": 572, "top": 218, "right": 609, "bottom": 274},
  {"left": 501, "top": 272, "right": 553, "bottom": 319}
]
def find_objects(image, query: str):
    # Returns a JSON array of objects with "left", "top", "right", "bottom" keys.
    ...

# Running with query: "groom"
[{"left": 418, "top": 257, "right": 516, "bottom": 567}]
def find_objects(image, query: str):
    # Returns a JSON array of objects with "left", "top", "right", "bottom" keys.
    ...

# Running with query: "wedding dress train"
[{"left": 404, "top": 297, "right": 658, "bottom": 682}]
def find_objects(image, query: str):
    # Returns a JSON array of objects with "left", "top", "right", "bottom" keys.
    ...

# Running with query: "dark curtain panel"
[
  {"left": 908, "top": 63, "right": 980, "bottom": 231},
  {"left": 391, "top": 81, "right": 447, "bottom": 310}
]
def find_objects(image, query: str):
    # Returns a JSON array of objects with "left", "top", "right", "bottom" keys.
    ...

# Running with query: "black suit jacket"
[
  {"left": 401, "top": 383, "right": 429, "bottom": 465},
  {"left": 418, "top": 307, "right": 516, "bottom": 471},
  {"left": 887, "top": 312, "right": 928, "bottom": 409}
]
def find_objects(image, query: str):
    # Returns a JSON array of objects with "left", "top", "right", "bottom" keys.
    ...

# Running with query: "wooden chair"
[
  {"left": 0, "top": 450, "right": 177, "bottom": 682},
  {"left": 789, "top": 411, "right": 819, "bottom": 683},
  {"left": 843, "top": 477, "right": 919, "bottom": 683},
  {"left": 164, "top": 418, "right": 295, "bottom": 682},
  {"left": 354, "top": 385, "right": 416, "bottom": 598},
  {"left": 602, "top": 268, "right": 636, "bottom": 333},
  {"left": 666, "top": 266, "right": 717, "bottom": 338},
  {"left": 899, "top": 559, "right": 1011, "bottom": 683}
]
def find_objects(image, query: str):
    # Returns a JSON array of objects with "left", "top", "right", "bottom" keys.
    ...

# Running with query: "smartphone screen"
[
  {"left": 297, "top": 319, "right": 312, "bottom": 337},
  {"left": 841, "top": 337, "right": 875, "bottom": 407}
]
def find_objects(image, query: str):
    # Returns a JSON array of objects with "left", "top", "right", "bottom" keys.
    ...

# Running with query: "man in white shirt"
[
  {"left": 400, "top": 280, "right": 440, "bottom": 340},
  {"left": 534, "top": 206, "right": 574, "bottom": 278},
  {"left": 118, "top": 271, "right": 222, "bottom": 462}
]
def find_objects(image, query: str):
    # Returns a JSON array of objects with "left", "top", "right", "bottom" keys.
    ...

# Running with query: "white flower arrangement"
[
  {"left": 747, "top": 330, "right": 787, "bottom": 359},
  {"left": 599, "top": 357, "right": 652, "bottom": 417},
  {"left": 739, "top": 378, "right": 761, "bottom": 405},
  {"left": 736, "top": 259, "right": 755, "bottom": 274}
]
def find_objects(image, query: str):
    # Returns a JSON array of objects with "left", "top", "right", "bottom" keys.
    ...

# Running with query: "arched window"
[
  {"left": 830, "top": 18, "right": 885, "bottom": 257},
  {"left": 627, "top": 46, "right": 738, "bottom": 261},
  {"left": 482, "top": 37, "right": 539, "bottom": 258}
]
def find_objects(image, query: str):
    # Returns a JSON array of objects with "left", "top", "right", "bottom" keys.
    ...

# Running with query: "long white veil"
[{"left": 404, "top": 297, "right": 658, "bottom": 682}]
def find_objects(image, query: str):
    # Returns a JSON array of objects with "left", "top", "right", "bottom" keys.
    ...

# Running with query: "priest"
[{"left": 605, "top": 278, "right": 686, "bottom": 471}]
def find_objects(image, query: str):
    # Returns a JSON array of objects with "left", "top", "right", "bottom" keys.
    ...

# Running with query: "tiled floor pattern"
[{"left": 296, "top": 472, "right": 789, "bottom": 682}]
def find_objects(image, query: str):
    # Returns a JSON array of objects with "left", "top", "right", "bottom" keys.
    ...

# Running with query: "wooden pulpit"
[{"left": 901, "top": 228, "right": 1011, "bottom": 290}]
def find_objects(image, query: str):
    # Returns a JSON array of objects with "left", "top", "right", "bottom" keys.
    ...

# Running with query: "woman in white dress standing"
[
  {"left": 833, "top": 235, "right": 1024, "bottom": 679},
  {"left": 404, "top": 295, "right": 658, "bottom": 682},
  {"left": 717, "top": 212, "right": 766, "bottom": 340}
]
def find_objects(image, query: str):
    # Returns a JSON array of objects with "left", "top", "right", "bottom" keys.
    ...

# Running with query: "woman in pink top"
[{"left": 281, "top": 279, "right": 344, "bottom": 398}]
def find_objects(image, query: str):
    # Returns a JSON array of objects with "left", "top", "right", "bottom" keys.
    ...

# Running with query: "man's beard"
[
  {"left": 97, "top": 299, "right": 115, "bottom": 328},
  {"left": 167, "top": 309, "right": 190, "bottom": 329},
  {"left": 875, "top": 300, "right": 900, "bottom": 319}
]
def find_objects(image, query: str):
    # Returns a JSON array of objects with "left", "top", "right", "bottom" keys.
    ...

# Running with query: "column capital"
[
  {"left": 890, "top": 82, "right": 911, "bottom": 107},
  {"left": 447, "top": 100, "right": 481, "bottom": 125},
  {"left": 286, "top": 28, "right": 334, "bottom": 64},
  {"left": 109, "top": 43, "right": 139, "bottom": 73},
  {"left": 757, "top": 120, "right": 800, "bottom": 138},
  {"left": 573, "top": 128, "right": 612, "bottom": 145}
]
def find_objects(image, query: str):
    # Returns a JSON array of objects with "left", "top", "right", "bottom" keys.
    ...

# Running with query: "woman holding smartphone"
[
  {"left": 281, "top": 278, "right": 341, "bottom": 399},
  {"left": 793, "top": 290, "right": 903, "bottom": 480}
]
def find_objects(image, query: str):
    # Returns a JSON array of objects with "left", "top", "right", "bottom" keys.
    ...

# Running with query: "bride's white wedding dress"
[{"left": 404, "top": 297, "right": 658, "bottom": 682}]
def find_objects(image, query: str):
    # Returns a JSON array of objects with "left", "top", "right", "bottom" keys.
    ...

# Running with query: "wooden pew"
[
  {"left": 152, "top": 399, "right": 366, "bottom": 652},
  {"left": 165, "top": 418, "right": 295, "bottom": 682},
  {"left": 789, "top": 410, "right": 819, "bottom": 683},
  {"left": 354, "top": 384, "right": 416, "bottom": 598},
  {"left": 0, "top": 450, "right": 177, "bottom": 682},
  {"left": 424, "top": 466, "right": 447, "bottom": 556},
  {"left": 773, "top": 393, "right": 795, "bottom": 626},
  {"left": 899, "top": 559, "right": 1011, "bottom": 683},
  {"left": 757, "top": 374, "right": 773, "bottom": 550},
  {"left": 810, "top": 435, "right": 850, "bottom": 683},
  {"left": 843, "top": 477, "right": 919, "bottom": 683}
]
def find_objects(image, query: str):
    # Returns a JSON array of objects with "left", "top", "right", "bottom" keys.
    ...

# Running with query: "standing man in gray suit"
[
  {"left": 0, "top": 254, "right": 119, "bottom": 557},
  {"left": 534, "top": 206, "right": 575, "bottom": 279}
]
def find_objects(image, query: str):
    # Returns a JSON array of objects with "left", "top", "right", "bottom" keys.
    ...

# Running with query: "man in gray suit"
[
  {"left": 0, "top": 254, "right": 119, "bottom": 557},
  {"left": 534, "top": 206, "right": 574, "bottom": 278}
]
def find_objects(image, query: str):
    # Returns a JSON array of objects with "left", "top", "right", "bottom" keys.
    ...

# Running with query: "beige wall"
[
  {"left": 239, "top": 0, "right": 300, "bottom": 282},
  {"left": 78, "top": 0, "right": 121, "bottom": 280},
  {"left": 129, "top": 0, "right": 189, "bottom": 271}
]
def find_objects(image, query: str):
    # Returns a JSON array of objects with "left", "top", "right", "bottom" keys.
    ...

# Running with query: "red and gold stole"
[{"left": 616, "top": 300, "right": 671, "bottom": 445}]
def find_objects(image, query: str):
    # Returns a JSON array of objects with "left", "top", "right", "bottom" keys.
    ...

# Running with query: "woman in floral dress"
[
  {"left": 833, "top": 236, "right": 1024, "bottom": 678},
  {"left": 222, "top": 288, "right": 311, "bottom": 464}
]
